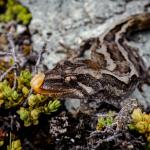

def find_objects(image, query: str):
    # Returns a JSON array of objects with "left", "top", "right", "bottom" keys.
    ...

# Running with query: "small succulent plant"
[
  {"left": 7, "top": 139, "right": 22, "bottom": 150},
  {"left": 17, "top": 99, "right": 61, "bottom": 127},
  {"left": 96, "top": 111, "right": 115, "bottom": 130},
  {"left": 129, "top": 108, "right": 150, "bottom": 143},
  {"left": 0, "top": 0, "right": 32, "bottom": 25},
  {"left": 0, "top": 70, "right": 61, "bottom": 127}
]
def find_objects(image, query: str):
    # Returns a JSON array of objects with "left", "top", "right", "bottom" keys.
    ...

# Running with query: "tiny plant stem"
[
  {"left": 0, "top": 65, "right": 16, "bottom": 81},
  {"left": 7, "top": 32, "right": 17, "bottom": 63},
  {"left": 12, "top": 68, "right": 17, "bottom": 90},
  {"left": 7, "top": 27, "right": 19, "bottom": 90},
  {"left": 22, "top": 43, "right": 46, "bottom": 107},
  {"left": 0, "top": 52, "right": 12, "bottom": 56},
  {"left": 34, "top": 43, "right": 46, "bottom": 74},
  {"left": 94, "top": 133, "right": 122, "bottom": 149},
  {"left": 22, "top": 89, "right": 33, "bottom": 107},
  {"left": 9, "top": 131, "right": 12, "bottom": 150},
  {"left": 0, "top": 25, "right": 19, "bottom": 84}
]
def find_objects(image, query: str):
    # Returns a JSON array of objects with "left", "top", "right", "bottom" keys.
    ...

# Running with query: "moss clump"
[
  {"left": 17, "top": 99, "right": 61, "bottom": 127},
  {"left": 0, "top": 0, "right": 32, "bottom": 25},
  {"left": 0, "top": 70, "right": 32, "bottom": 108},
  {"left": 28, "top": 94, "right": 46, "bottom": 108},
  {"left": 18, "top": 70, "right": 32, "bottom": 88},
  {"left": 0, "top": 140, "right": 4, "bottom": 147},
  {"left": 7, "top": 139, "right": 22, "bottom": 150},
  {"left": 96, "top": 111, "right": 115, "bottom": 130},
  {"left": 0, "top": 70, "right": 61, "bottom": 126},
  {"left": 129, "top": 108, "right": 150, "bottom": 143},
  {"left": 45, "top": 100, "right": 61, "bottom": 114},
  {"left": 0, "top": 80, "right": 20, "bottom": 108}
]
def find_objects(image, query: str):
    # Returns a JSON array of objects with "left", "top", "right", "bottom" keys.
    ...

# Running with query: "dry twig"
[
  {"left": 0, "top": 25, "right": 19, "bottom": 85},
  {"left": 94, "top": 133, "right": 122, "bottom": 149},
  {"left": 22, "top": 43, "right": 46, "bottom": 107},
  {"left": 7, "top": 28, "right": 19, "bottom": 89},
  {"left": 0, "top": 65, "right": 16, "bottom": 81},
  {"left": 0, "top": 52, "right": 12, "bottom": 56}
]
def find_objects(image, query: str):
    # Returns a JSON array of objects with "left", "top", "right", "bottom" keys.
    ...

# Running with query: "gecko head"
[{"left": 30, "top": 60, "right": 86, "bottom": 98}]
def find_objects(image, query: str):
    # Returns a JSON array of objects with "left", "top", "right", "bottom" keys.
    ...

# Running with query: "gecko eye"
[{"left": 64, "top": 75, "right": 77, "bottom": 84}]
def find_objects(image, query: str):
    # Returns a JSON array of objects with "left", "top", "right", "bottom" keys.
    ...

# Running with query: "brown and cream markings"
[{"left": 30, "top": 13, "right": 150, "bottom": 109}]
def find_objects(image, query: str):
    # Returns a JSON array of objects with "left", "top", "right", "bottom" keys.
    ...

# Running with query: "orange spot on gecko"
[{"left": 30, "top": 73, "right": 45, "bottom": 93}]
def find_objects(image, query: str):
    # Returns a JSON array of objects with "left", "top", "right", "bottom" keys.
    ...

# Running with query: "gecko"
[{"left": 30, "top": 13, "right": 150, "bottom": 112}]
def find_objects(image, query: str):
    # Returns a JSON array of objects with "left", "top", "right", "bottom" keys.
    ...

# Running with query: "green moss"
[
  {"left": 17, "top": 107, "right": 31, "bottom": 127},
  {"left": 0, "top": 69, "right": 61, "bottom": 127},
  {"left": 0, "top": 70, "right": 34, "bottom": 108},
  {"left": 28, "top": 94, "right": 46, "bottom": 107},
  {"left": 45, "top": 100, "right": 61, "bottom": 113},
  {"left": 7, "top": 139, "right": 22, "bottom": 150},
  {"left": 0, "top": 80, "right": 20, "bottom": 108},
  {"left": 0, "top": 0, "right": 32, "bottom": 25},
  {"left": 0, "top": 140, "right": 4, "bottom": 147},
  {"left": 129, "top": 108, "right": 150, "bottom": 143},
  {"left": 17, "top": 99, "right": 61, "bottom": 126},
  {"left": 22, "top": 86, "right": 29, "bottom": 96},
  {"left": 96, "top": 111, "right": 115, "bottom": 130},
  {"left": 144, "top": 143, "right": 150, "bottom": 150},
  {"left": 18, "top": 70, "right": 32, "bottom": 87}
]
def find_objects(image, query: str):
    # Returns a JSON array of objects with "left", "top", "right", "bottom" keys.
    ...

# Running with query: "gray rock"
[{"left": 65, "top": 99, "right": 81, "bottom": 116}]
